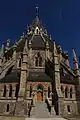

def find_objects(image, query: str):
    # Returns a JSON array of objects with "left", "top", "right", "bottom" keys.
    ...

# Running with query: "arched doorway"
[{"left": 37, "top": 84, "right": 43, "bottom": 101}]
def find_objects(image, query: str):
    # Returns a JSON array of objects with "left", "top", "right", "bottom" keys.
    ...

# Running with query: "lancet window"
[
  {"left": 29, "top": 85, "right": 32, "bottom": 97},
  {"left": 48, "top": 87, "right": 50, "bottom": 98},
  {"left": 65, "top": 86, "right": 68, "bottom": 98},
  {"left": 35, "top": 52, "right": 42, "bottom": 67},
  {"left": 70, "top": 87, "right": 72, "bottom": 98},
  {"left": 3, "top": 85, "right": 6, "bottom": 97},
  {"left": 9, "top": 85, "right": 12, "bottom": 97}
]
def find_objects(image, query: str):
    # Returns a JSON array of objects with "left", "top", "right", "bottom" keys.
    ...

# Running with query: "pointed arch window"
[
  {"left": 3, "top": 85, "right": 6, "bottom": 97},
  {"left": 29, "top": 85, "right": 32, "bottom": 97},
  {"left": 6, "top": 104, "right": 9, "bottom": 112},
  {"left": 65, "top": 86, "right": 68, "bottom": 98},
  {"left": 19, "top": 58, "right": 21, "bottom": 67},
  {"left": 15, "top": 84, "right": 19, "bottom": 98},
  {"left": 48, "top": 87, "right": 50, "bottom": 98},
  {"left": 35, "top": 52, "right": 42, "bottom": 67},
  {"left": 9, "top": 85, "right": 12, "bottom": 97},
  {"left": 70, "top": 87, "right": 72, "bottom": 98},
  {"left": 67, "top": 105, "right": 71, "bottom": 112}
]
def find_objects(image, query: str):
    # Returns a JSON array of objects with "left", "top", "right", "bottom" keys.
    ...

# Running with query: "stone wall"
[
  {"left": 0, "top": 100, "right": 16, "bottom": 116},
  {"left": 60, "top": 83, "right": 78, "bottom": 116}
]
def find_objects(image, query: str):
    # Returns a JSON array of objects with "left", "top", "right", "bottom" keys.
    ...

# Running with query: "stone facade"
[{"left": 0, "top": 14, "right": 79, "bottom": 118}]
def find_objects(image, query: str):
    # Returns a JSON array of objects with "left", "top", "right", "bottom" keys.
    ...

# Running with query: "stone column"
[
  {"left": 15, "top": 39, "right": 28, "bottom": 116},
  {"left": 43, "top": 91, "right": 45, "bottom": 101},
  {"left": 72, "top": 86, "right": 76, "bottom": 100},
  {"left": 6, "top": 84, "right": 10, "bottom": 98},
  {"left": 53, "top": 41, "right": 64, "bottom": 115},
  {"left": 12, "top": 85, "right": 16, "bottom": 98},
  {"left": 0, "top": 85, "right": 4, "bottom": 98},
  {"left": 17, "top": 58, "right": 20, "bottom": 68},
  {"left": 45, "top": 90, "right": 48, "bottom": 99},
  {"left": 18, "top": 50, "right": 28, "bottom": 98}
]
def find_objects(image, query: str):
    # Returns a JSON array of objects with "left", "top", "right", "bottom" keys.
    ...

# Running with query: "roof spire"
[
  {"left": 35, "top": 7, "right": 40, "bottom": 24},
  {"left": 72, "top": 48, "right": 79, "bottom": 69},
  {"left": 36, "top": 6, "right": 39, "bottom": 17},
  {"left": 72, "top": 48, "right": 78, "bottom": 63}
]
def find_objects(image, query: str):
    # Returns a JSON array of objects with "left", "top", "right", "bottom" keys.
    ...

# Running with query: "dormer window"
[
  {"left": 35, "top": 52, "right": 42, "bottom": 67},
  {"left": 35, "top": 26, "right": 39, "bottom": 34}
]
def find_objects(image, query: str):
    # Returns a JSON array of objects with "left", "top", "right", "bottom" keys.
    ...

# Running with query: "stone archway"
[{"left": 37, "top": 84, "right": 43, "bottom": 101}]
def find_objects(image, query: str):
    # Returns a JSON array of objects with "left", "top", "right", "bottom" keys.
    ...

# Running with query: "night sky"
[{"left": 0, "top": 0, "right": 80, "bottom": 66}]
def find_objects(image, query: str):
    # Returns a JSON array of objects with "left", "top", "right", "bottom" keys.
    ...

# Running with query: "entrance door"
[{"left": 37, "top": 92, "right": 43, "bottom": 101}]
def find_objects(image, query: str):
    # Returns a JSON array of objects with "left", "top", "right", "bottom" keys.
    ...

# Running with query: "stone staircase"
[
  {"left": 28, "top": 101, "right": 67, "bottom": 119},
  {"left": 29, "top": 101, "right": 65, "bottom": 120},
  {"left": 30, "top": 101, "right": 51, "bottom": 118}
]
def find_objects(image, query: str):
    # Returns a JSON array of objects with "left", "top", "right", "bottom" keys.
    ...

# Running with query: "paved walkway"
[{"left": 30, "top": 101, "right": 67, "bottom": 120}]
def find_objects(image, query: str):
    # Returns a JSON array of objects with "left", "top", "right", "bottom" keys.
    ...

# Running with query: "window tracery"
[{"left": 35, "top": 52, "right": 42, "bottom": 67}]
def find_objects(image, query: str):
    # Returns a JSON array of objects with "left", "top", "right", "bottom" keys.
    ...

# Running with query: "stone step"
[{"left": 25, "top": 117, "right": 68, "bottom": 120}]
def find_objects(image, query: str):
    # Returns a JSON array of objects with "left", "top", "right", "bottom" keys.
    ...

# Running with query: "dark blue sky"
[{"left": 0, "top": 0, "right": 80, "bottom": 66}]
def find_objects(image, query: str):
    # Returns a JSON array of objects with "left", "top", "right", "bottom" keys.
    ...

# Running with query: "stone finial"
[
  {"left": 15, "top": 40, "right": 18, "bottom": 46},
  {"left": 20, "top": 34, "right": 24, "bottom": 40},
  {"left": 6, "top": 39, "right": 10, "bottom": 47},
  {"left": 53, "top": 41, "right": 57, "bottom": 56},
  {"left": 28, "top": 40, "right": 32, "bottom": 48},
  {"left": 1, "top": 42, "right": 5, "bottom": 56},
  {"left": 72, "top": 48, "right": 78, "bottom": 63},
  {"left": 72, "top": 48, "right": 78, "bottom": 69},
  {"left": 46, "top": 41, "right": 49, "bottom": 49},
  {"left": 23, "top": 32, "right": 25, "bottom": 37},
  {"left": 50, "top": 35, "right": 52, "bottom": 40},
  {"left": 57, "top": 45, "right": 62, "bottom": 53},
  {"left": 5, "top": 39, "right": 10, "bottom": 52},
  {"left": 66, "top": 59, "right": 70, "bottom": 67},
  {"left": 6, "top": 39, "right": 10, "bottom": 49}
]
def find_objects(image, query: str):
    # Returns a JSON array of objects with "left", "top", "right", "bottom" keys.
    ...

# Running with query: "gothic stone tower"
[{"left": 0, "top": 13, "right": 79, "bottom": 117}]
